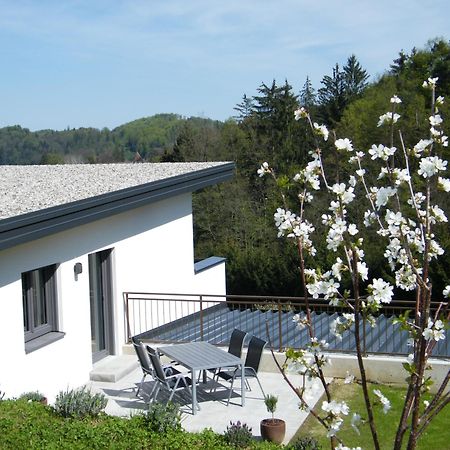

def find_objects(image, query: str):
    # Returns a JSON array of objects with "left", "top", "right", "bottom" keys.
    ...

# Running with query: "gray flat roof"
[
  {"left": 0, "top": 162, "right": 234, "bottom": 251},
  {"left": 0, "top": 162, "right": 229, "bottom": 220}
]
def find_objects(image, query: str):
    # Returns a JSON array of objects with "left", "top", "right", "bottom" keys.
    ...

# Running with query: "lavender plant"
[{"left": 258, "top": 78, "right": 449, "bottom": 450}]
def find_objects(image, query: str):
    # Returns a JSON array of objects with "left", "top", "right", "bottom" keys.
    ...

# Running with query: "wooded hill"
[{"left": 2, "top": 39, "right": 449, "bottom": 298}]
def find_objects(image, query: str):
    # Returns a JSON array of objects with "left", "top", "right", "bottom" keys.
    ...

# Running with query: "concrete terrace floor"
[{"left": 87, "top": 360, "right": 326, "bottom": 445}]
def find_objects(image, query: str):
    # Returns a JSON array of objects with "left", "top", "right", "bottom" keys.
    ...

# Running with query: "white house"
[{"left": 0, "top": 162, "right": 233, "bottom": 400}]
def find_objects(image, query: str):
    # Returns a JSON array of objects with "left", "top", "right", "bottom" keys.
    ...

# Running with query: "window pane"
[
  {"left": 22, "top": 273, "right": 30, "bottom": 332},
  {"left": 32, "top": 270, "right": 48, "bottom": 327},
  {"left": 22, "top": 264, "right": 57, "bottom": 343}
]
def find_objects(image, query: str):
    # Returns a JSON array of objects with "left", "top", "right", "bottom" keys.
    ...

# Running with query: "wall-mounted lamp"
[{"left": 74, "top": 262, "right": 83, "bottom": 281}]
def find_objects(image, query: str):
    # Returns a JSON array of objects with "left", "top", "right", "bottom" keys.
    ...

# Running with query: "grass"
[{"left": 293, "top": 381, "right": 450, "bottom": 449}]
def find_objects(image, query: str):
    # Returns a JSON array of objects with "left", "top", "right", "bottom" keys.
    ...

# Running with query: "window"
[{"left": 22, "top": 264, "right": 59, "bottom": 348}]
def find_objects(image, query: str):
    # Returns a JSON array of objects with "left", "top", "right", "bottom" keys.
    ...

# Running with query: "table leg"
[
  {"left": 240, "top": 363, "right": 245, "bottom": 407},
  {"left": 192, "top": 369, "right": 197, "bottom": 414}
]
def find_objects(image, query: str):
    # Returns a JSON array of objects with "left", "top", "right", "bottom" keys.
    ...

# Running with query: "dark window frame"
[{"left": 22, "top": 264, "right": 58, "bottom": 343}]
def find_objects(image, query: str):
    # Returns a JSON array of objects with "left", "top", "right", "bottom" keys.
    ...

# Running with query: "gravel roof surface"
[{"left": 0, "top": 162, "right": 228, "bottom": 220}]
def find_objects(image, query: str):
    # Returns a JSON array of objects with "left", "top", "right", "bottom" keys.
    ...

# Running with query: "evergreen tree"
[
  {"left": 343, "top": 54, "right": 369, "bottom": 98},
  {"left": 318, "top": 64, "right": 346, "bottom": 126},
  {"left": 299, "top": 76, "right": 316, "bottom": 109},
  {"left": 233, "top": 94, "right": 254, "bottom": 122}
]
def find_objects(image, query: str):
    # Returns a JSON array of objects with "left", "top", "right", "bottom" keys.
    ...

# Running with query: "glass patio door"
[{"left": 89, "top": 249, "right": 114, "bottom": 363}]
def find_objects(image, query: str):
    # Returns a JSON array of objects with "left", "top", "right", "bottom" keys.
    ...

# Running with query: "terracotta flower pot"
[{"left": 260, "top": 418, "right": 286, "bottom": 444}]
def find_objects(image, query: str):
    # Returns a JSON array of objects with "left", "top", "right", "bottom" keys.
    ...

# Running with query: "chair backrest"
[
  {"left": 228, "top": 329, "right": 248, "bottom": 358},
  {"left": 244, "top": 336, "right": 266, "bottom": 373},
  {"left": 132, "top": 337, "right": 152, "bottom": 374},
  {"left": 149, "top": 351, "right": 167, "bottom": 383}
]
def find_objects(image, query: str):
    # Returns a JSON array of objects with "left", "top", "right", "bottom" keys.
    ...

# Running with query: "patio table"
[{"left": 158, "top": 341, "right": 245, "bottom": 414}]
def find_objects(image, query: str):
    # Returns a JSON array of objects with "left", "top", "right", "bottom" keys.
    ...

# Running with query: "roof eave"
[{"left": 0, "top": 162, "right": 234, "bottom": 252}]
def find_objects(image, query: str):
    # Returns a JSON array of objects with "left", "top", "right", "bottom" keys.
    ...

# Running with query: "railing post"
[
  {"left": 200, "top": 295, "right": 204, "bottom": 341},
  {"left": 278, "top": 299, "right": 283, "bottom": 352},
  {"left": 124, "top": 292, "right": 131, "bottom": 343}
]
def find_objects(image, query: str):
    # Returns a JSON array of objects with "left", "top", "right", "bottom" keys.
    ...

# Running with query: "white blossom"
[
  {"left": 367, "top": 278, "right": 394, "bottom": 306},
  {"left": 336, "top": 445, "right": 362, "bottom": 450},
  {"left": 332, "top": 257, "right": 345, "bottom": 281},
  {"left": 351, "top": 412, "right": 362, "bottom": 435},
  {"left": 436, "top": 95, "right": 444, "bottom": 105},
  {"left": 423, "top": 318, "right": 446, "bottom": 341},
  {"left": 373, "top": 389, "right": 391, "bottom": 413},
  {"left": 430, "top": 205, "right": 447, "bottom": 223},
  {"left": 327, "top": 417, "right": 344, "bottom": 437},
  {"left": 444, "top": 285, "right": 450, "bottom": 298},
  {"left": 357, "top": 261, "right": 368, "bottom": 280},
  {"left": 418, "top": 156, "right": 447, "bottom": 178},
  {"left": 412, "top": 139, "right": 433, "bottom": 157},
  {"left": 375, "top": 186, "right": 397, "bottom": 208},
  {"left": 313, "top": 122, "right": 329, "bottom": 141},
  {"left": 390, "top": 95, "right": 402, "bottom": 104},
  {"left": 422, "top": 77, "right": 438, "bottom": 88},
  {"left": 292, "top": 313, "right": 309, "bottom": 330},
  {"left": 438, "top": 177, "right": 450, "bottom": 192},
  {"left": 369, "top": 144, "right": 396, "bottom": 161},
  {"left": 348, "top": 223, "right": 359, "bottom": 236},
  {"left": 378, "top": 112, "right": 400, "bottom": 127},
  {"left": 322, "top": 400, "right": 349, "bottom": 415},
  {"left": 294, "top": 107, "right": 308, "bottom": 120},
  {"left": 335, "top": 138, "right": 354, "bottom": 152},
  {"left": 429, "top": 114, "right": 443, "bottom": 127},
  {"left": 257, "top": 162, "right": 270, "bottom": 177}
]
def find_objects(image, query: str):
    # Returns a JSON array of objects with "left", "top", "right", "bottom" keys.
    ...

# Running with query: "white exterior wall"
[{"left": 0, "top": 193, "right": 226, "bottom": 400}]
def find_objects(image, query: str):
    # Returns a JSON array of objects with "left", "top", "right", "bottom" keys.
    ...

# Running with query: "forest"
[{"left": 1, "top": 38, "right": 449, "bottom": 298}]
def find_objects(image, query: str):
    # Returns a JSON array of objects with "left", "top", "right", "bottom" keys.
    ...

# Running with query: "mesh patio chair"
[
  {"left": 214, "top": 335, "right": 267, "bottom": 405},
  {"left": 208, "top": 329, "right": 248, "bottom": 381},
  {"left": 131, "top": 336, "right": 179, "bottom": 398},
  {"left": 228, "top": 329, "right": 248, "bottom": 358},
  {"left": 148, "top": 350, "right": 196, "bottom": 410},
  {"left": 131, "top": 336, "right": 154, "bottom": 397}
]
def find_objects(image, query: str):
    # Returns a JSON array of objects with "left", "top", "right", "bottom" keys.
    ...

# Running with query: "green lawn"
[{"left": 293, "top": 381, "right": 450, "bottom": 450}]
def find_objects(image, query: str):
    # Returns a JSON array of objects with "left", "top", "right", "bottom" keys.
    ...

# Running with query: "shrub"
[
  {"left": 145, "top": 401, "right": 181, "bottom": 433},
  {"left": 264, "top": 394, "right": 278, "bottom": 419},
  {"left": 53, "top": 386, "right": 107, "bottom": 418},
  {"left": 18, "top": 391, "right": 46, "bottom": 403},
  {"left": 224, "top": 420, "right": 253, "bottom": 448},
  {"left": 289, "top": 436, "right": 321, "bottom": 450}
]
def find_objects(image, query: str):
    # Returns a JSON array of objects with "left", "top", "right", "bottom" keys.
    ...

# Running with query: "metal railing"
[{"left": 123, "top": 292, "right": 449, "bottom": 358}]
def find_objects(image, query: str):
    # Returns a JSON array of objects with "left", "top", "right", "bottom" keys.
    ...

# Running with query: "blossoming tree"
[{"left": 258, "top": 79, "right": 449, "bottom": 450}]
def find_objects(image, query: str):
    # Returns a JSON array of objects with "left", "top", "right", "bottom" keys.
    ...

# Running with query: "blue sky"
[{"left": 0, "top": 0, "right": 449, "bottom": 131}]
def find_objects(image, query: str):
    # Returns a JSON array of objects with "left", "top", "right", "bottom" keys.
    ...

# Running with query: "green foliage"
[
  {"left": 2, "top": 38, "right": 449, "bottom": 299},
  {"left": 18, "top": 391, "right": 46, "bottom": 402},
  {"left": 145, "top": 401, "right": 181, "bottom": 433},
  {"left": 264, "top": 395, "right": 278, "bottom": 418},
  {"left": 53, "top": 387, "right": 107, "bottom": 418},
  {"left": 0, "top": 399, "right": 281, "bottom": 449},
  {"left": 224, "top": 420, "right": 253, "bottom": 448},
  {"left": 288, "top": 436, "right": 321, "bottom": 450}
]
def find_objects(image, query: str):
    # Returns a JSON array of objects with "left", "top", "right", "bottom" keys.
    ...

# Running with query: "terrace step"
[{"left": 89, "top": 355, "right": 139, "bottom": 383}]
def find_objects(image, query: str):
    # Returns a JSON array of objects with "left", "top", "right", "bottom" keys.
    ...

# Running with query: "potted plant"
[
  {"left": 260, "top": 394, "right": 286, "bottom": 443},
  {"left": 19, "top": 391, "right": 48, "bottom": 405}
]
